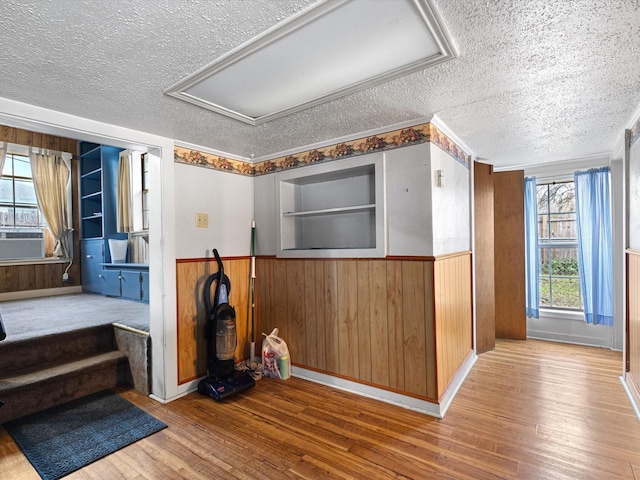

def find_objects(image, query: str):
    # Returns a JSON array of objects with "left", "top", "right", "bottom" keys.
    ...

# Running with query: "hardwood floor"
[{"left": 2, "top": 339, "right": 639, "bottom": 479}]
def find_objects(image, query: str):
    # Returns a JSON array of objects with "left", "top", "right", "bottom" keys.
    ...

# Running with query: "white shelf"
[
  {"left": 276, "top": 153, "right": 385, "bottom": 258},
  {"left": 283, "top": 204, "right": 375, "bottom": 217}
]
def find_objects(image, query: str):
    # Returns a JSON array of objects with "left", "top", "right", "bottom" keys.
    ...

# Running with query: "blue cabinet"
[
  {"left": 80, "top": 141, "right": 149, "bottom": 303},
  {"left": 141, "top": 272, "right": 150, "bottom": 302},
  {"left": 79, "top": 142, "right": 127, "bottom": 294},
  {"left": 100, "top": 269, "right": 122, "bottom": 297},
  {"left": 80, "top": 239, "right": 104, "bottom": 294},
  {"left": 100, "top": 264, "right": 149, "bottom": 303},
  {"left": 121, "top": 270, "right": 142, "bottom": 300}
]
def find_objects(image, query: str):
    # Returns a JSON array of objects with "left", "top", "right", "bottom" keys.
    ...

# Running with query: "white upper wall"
[
  {"left": 629, "top": 139, "right": 640, "bottom": 251},
  {"left": 173, "top": 163, "right": 253, "bottom": 258},
  {"left": 385, "top": 143, "right": 434, "bottom": 256},
  {"left": 253, "top": 140, "right": 471, "bottom": 258},
  {"left": 430, "top": 143, "right": 471, "bottom": 256},
  {"left": 252, "top": 173, "right": 277, "bottom": 256}
]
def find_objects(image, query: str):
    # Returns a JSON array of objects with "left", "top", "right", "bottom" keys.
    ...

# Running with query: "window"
[
  {"left": 0, "top": 154, "right": 46, "bottom": 229},
  {"left": 0, "top": 153, "right": 51, "bottom": 261},
  {"left": 1, "top": 145, "right": 74, "bottom": 262},
  {"left": 0, "top": 153, "right": 49, "bottom": 261},
  {"left": 537, "top": 181, "right": 582, "bottom": 310},
  {"left": 141, "top": 153, "right": 149, "bottom": 230}
]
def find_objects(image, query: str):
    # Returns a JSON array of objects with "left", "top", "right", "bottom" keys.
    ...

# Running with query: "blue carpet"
[{"left": 3, "top": 390, "right": 167, "bottom": 480}]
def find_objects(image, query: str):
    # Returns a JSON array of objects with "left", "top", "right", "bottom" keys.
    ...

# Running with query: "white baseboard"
[
  {"left": 437, "top": 352, "right": 477, "bottom": 417},
  {"left": 621, "top": 374, "right": 640, "bottom": 423},
  {"left": 0, "top": 286, "right": 82, "bottom": 302},
  {"left": 292, "top": 367, "right": 442, "bottom": 417},
  {"left": 149, "top": 394, "right": 171, "bottom": 404},
  {"left": 527, "top": 330, "right": 612, "bottom": 349},
  {"left": 292, "top": 353, "right": 477, "bottom": 418},
  {"left": 155, "top": 354, "right": 479, "bottom": 417}
]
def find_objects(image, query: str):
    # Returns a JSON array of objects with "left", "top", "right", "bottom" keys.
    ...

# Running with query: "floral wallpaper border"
[{"left": 174, "top": 122, "right": 471, "bottom": 177}]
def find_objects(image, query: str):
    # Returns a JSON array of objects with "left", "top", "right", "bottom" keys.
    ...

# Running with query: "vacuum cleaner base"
[{"left": 198, "top": 370, "right": 255, "bottom": 402}]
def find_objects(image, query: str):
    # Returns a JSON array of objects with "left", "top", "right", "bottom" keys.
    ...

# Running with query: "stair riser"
[
  {"left": 0, "top": 356, "right": 128, "bottom": 424},
  {"left": 0, "top": 325, "right": 115, "bottom": 374}
]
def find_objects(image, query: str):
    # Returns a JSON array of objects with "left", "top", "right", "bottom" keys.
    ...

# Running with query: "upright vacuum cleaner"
[{"left": 198, "top": 249, "right": 255, "bottom": 401}]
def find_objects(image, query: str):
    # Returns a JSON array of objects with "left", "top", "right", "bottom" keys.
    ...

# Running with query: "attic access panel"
[{"left": 164, "top": 0, "right": 456, "bottom": 126}]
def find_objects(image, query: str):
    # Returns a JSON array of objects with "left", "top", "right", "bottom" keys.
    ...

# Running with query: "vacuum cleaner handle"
[
  {"left": 213, "top": 248, "right": 224, "bottom": 278},
  {"left": 203, "top": 274, "right": 217, "bottom": 317},
  {"left": 204, "top": 249, "right": 231, "bottom": 315}
]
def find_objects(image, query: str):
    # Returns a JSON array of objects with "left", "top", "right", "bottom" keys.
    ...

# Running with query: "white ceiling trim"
[
  {"left": 430, "top": 114, "right": 473, "bottom": 157},
  {"left": 173, "top": 140, "right": 251, "bottom": 163},
  {"left": 164, "top": 0, "right": 457, "bottom": 126},
  {"left": 610, "top": 101, "right": 640, "bottom": 160},
  {"left": 0, "top": 97, "right": 161, "bottom": 153},
  {"left": 626, "top": 102, "right": 640, "bottom": 130},
  {"left": 496, "top": 152, "right": 612, "bottom": 178}
]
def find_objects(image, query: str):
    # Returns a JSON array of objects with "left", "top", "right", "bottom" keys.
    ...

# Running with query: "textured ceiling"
[{"left": 1, "top": 0, "right": 639, "bottom": 169}]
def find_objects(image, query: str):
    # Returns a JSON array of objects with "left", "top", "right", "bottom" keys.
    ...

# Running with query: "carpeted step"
[
  {"left": 0, "top": 350, "right": 130, "bottom": 424},
  {"left": 0, "top": 324, "right": 116, "bottom": 375}
]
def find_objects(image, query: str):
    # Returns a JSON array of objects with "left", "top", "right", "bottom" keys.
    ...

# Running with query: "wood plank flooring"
[{"left": 2, "top": 339, "right": 639, "bottom": 479}]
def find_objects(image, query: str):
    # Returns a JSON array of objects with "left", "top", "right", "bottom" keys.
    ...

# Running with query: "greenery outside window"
[{"left": 537, "top": 181, "right": 583, "bottom": 310}]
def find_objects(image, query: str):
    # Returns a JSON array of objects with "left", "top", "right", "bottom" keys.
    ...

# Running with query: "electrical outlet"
[{"left": 195, "top": 213, "right": 209, "bottom": 228}]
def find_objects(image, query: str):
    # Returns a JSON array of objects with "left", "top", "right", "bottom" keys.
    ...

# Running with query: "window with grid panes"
[{"left": 537, "top": 181, "right": 583, "bottom": 310}]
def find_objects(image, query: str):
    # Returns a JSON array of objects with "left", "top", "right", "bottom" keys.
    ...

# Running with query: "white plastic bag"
[{"left": 261, "top": 328, "right": 291, "bottom": 379}]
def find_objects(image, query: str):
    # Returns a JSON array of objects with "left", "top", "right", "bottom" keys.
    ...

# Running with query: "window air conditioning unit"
[{"left": 0, "top": 230, "right": 45, "bottom": 260}]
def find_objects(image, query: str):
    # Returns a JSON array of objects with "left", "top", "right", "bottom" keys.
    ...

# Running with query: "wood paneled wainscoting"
[
  {"left": 176, "top": 257, "right": 251, "bottom": 384},
  {"left": 255, "top": 252, "right": 473, "bottom": 412},
  {"left": 626, "top": 249, "right": 640, "bottom": 408},
  {"left": 0, "top": 263, "right": 81, "bottom": 293}
]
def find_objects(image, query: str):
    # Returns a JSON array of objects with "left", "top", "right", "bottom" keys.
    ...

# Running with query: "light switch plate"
[{"left": 195, "top": 213, "right": 209, "bottom": 228}]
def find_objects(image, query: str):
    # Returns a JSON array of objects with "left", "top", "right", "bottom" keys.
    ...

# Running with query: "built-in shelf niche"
[{"left": 276, "top": 152, "right": 385, "bottom": 258}]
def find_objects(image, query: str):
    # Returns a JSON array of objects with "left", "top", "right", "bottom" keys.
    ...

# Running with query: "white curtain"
[
  {"left": 29, "top": 152, "right": 71, "bottom": 258},
  {"left": 117, "top": 150, "right": 133, "bottom": 233},
  {"left": 0, "top": 141, "right": 6, "bottom": 177},
  {"left": 130, "top": 232, "right": 149, "bottom": 264}
]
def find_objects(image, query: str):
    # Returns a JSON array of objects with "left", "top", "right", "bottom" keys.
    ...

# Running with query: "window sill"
[
  {"left": 0, "top": 257, "right": 73, "bottom": 267},
  {"left": 538, "top": 308, "right": 584, "bottom": 321}
]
